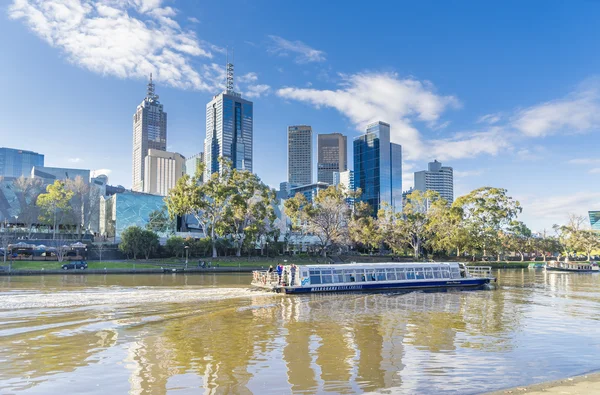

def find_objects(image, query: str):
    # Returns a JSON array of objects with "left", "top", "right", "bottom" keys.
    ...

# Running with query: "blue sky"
[{"left": 1, "top": 0, "right": 599, "bottom": 231}]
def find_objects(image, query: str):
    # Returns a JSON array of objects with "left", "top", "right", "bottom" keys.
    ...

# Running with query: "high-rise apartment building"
[
  {"left": 414, "top": 160, "right": 454, "bottom": 203},
  {"left": 288, "top": 125, "right": 312, "bottom": 186},
  {"left": 143, "top": 149, "right": 185, "bottom": 196},
  {"left": 353, "top": 121, "right": 402, "bottom": 215},
  {"left": 204, "top": 62, "right": 253, "bottom": 179},
  {"left": 185, "top": 152, "right": 204, "bottom": 182},
  {"left": 132, "top": 74, "right": 167, "bottom": 192},
  {"left": 0, "top": 147, "right": 44, "bottom": 178},
  {"left": 317, "top": 133, "right": 347, "bottom": 185}
]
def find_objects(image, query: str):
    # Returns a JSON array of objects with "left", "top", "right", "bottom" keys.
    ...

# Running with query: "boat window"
[
  {"left": 406, "top": 269, "right": 416, "bottom": 280},
  {"left": 310, "top": 271, "right": 321, "bottom": 284},
  {"left": 366, "top": 269, "right": 376, "bottom": 281},
  {"left": 333, "top": 270, "right": 344, "bottom": 283},
  {"left": 415, "top": 270, "right": 425, "bottom": 280},
  {"left": 424, "top": 268, "right": 434, "bottom": 279},
  {"left": 386, "top": 268, "right": 396, "bottom": 280},
  {"left": 376, "top": 270, "right": 387, "bottom": 281},
  {"left": 396, "top": 269, "right": 406, "bottom": 280},
  {"left": 322, "top": 274, "right": 333, "bottom": 284},
  {"left": 441, "top": 270, "right": 450, "bottom": 278},
  {"left": 357, "top": 270, "right": 366, "bottom": 282},
  {"left": 433, "top": 270, "right": 441, "bottom": 278},
  {"left": 343, "top": 270, "right": 354, "bottom": 282}
]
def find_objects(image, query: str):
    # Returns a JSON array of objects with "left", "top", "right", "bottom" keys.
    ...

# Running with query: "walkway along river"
[{"left": 0, "top": 269, "right": 599, "bottom": 394}]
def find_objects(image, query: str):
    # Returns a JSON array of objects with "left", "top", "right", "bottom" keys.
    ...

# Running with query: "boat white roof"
[{"left": 299, "top": 262, "right": 460, "bottom": 269}]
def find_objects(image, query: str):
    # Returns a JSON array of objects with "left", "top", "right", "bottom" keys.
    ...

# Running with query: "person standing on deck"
[
  {"left": 290, "top": 264, "right": 297, "bottom": 286},
  {"left": 277, "top": 263, "right": 283, "bottom": 284}
]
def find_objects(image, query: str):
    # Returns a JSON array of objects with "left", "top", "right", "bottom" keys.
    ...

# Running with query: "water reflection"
[{"left": 1, "top": 271, "right": 600, "bottom": 394}]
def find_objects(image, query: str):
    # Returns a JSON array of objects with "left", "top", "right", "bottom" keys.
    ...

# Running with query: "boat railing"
[
  {"left": 466, "top": 266, "right": 492, "bottom": 278},
  {"left": 251, "top": 270, "right": 280, "bottom": 288}
]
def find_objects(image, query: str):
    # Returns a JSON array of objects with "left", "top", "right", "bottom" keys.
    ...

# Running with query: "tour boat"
[
  {"left": 545, "top": 260, "right": 599, "bottom": 273},
  {"left": 528, "top": 262, "right": 546, "bottom": 269},
  {"left": 251, "top": 262, "right": 495, "bottom": 294}
]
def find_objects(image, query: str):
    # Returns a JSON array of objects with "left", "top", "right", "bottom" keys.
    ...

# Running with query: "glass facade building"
[
  {"left": 590, "top": 211, "right": 600, "bottom": 231},
  {"left": 204, "top": 89, "right": 253, "bottom": 179},
  {"left": 317, "top": 133, "right": 347, "bottom": 185},
  {"left": 0, "top": 147, "right": 44, "bottom": 178},
  {"left": 288, "top": 125, "right": 313, "bottom": 186},
  {"left": 353, "top": 122, "right": 402, "bottom": 215}
]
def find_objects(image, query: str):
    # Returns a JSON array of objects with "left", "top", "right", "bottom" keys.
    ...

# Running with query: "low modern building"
[
  {"left": 0, "top": 147, "right": 44, "bottom": 179},
  {"left": 32, "top": 166, "right": 90, "bottom": 183},
  {"left": 143, "top": 149, "right": 185, "bottom": 196},
  {"left": 289, "top": 182, "right": 329, "bottom": 203},
  {"left": 414, "top": 160, "right": 454, "bottom": 203},
  {"left": 100, "top": 191, "right": 174, "bottom": 242},
  {"left": 590, "top": 211, "right": 600, "bottom": 231}
]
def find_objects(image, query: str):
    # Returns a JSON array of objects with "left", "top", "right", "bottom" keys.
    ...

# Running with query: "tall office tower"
[
  {"left": 414, "top": 160, "right": 454, "bottom": 203},
  {"left": 287, "top": 125, "right": 312, "bottom": 186},
  {"left": 333, "top": 170, "right": 354, "bottom": 192},
  {"left": 353, "top": 121, "right": 402, "bottom": 215},
  {"left": 132, "top": 74, "right": 167, "bottom": 192},
  {"left": 0, "top": 147, "right": 44, "bottom": 178},
  {"left": 204, "top": 62, "right": 253, "bottom": 180},
  {"left": 143, "top": 149, "right": 185, "bottom": 196},
  {"left": 185, "top": 152, "right": 204, "bottom": 181},
  {"left": 317, "top": 133, "right": 347, "bottom": 185}
]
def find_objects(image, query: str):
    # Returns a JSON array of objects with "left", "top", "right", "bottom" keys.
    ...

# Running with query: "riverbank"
[{"left": 484, "top": 371, "right": 600, "bottom": 394}]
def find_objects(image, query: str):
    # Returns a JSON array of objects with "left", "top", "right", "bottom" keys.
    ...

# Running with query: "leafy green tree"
[
  {"left": 427, "top": 203, "right": 468, "bottom": 257},
  {"left": 139, "top": 229, "right": 159, "bottom": 260},
  {"left": 506, "top": 221, "right": 532, "bottom": 261},
  {"left": 348, "top": 201, "right": 380, "bottom": 253},
  {"left": 578, "top": 230, "right": 600, "bottom": 261},
  {"left": 166, "top": 236, "right": 186, "bottom": 258},
  {"left": 452, "top": 187, "right": 522, "bottom": 259},
  {"left": 285, "top": 186, "right": 351, "bottom": 256},
  {"left": 553, "top": 214, "right": 586, "bottom": 261},
  {"left": 12, "top": 176, "right": 44, "bottom": 238},
  {"left": 36, "top": 180, "right": 74, "bottom": 239},
  {"left": 119, "top": 226, "right": 144, "bottom": 259}
]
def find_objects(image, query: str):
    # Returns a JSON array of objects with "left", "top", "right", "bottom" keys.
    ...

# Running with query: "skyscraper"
[
  {"left": 353, "top": 121, "right": 402, "bottom": 215},
  {"left": 185, "top": 152, "right": 204, "bottom": 181},
  {"left": 204, "top": 62, "right": 253, "bottom": 179},
  {"left": 414, "top": 160, "right": 454, "bottom": 203},
  {"left": 143, "top": 149, "right": 185, "bottom": 196},
  {"left": 317, "top": 133, "right": 347, "bottom": 185},
  {"left": 0, "top": 147, "right": 44, "bottom": 178},
  {"left": 132, "top": 74, "right": 167, "bottom": 192},
  {"left": 288, "top": 125, "right": 312, "bottom": 186}
]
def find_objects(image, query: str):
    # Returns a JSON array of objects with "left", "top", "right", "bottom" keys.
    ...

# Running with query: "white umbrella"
[
  {"left": 71, "top": 242, "right": 86, "bottom": 248},
  {"left": 36, "top": 245, "right": 47, "bottom": 250}
]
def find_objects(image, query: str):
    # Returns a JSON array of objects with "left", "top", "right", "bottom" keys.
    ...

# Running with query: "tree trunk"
[
  {"left": 542, "top": 254, "right": 546, "bottom": 262},
  {"left": 587, "top": 252, "right": 591, "bottom": 261},
  {"left": 211, "top": 226, "right": 217, "bottom": 258},
  {"left": 497, "top": 254, "right": 501, "bottom": 262},
  {"left": 236, "top": 246, "right": 241, "bottom": 257},
  {"left": 456, "top": 246, "right": 460, "bottom": 257},
  {"left": 520, "top": 252, "right": 524, "bottom": 262}
]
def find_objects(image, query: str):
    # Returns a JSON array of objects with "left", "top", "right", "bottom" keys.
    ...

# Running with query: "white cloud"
[
  {"left": 454, "top": 170, "right": 484, "bottom": 178},
  {"left": 568, "top": 158, "right": 600, "bottom": 165},
  {"left": 512, "top": 83, "right": 600, "bottom": 137},
  {"left": 589, "top": 168, "right": 600, "bottom": 174},
  {"left": 520, "top": 192, "right": 600, "bottom": 228},
  {"left": 268, "top": 35, "right": 326, "bottom": 63},
  {"left": 187, "top": 16, "right": 199, "bottom": 24},
  {"left": 8, "top": 0, "right": 228, "bottom": 91},
  {"left": 68, "top": 157, "right": 82, "bottom": 163},
  {"left": 277, "top": 72, "right": 460, "bottom": 160},
  {"left": 238, "top": 72, "right": 258, "bottom": 83},
  {"left": 429, "top": 128, "right": 510, "bottom": 161},
  {"left": 477, "top": 113, "right": 502, "bottom": 124},
  {"left": 244, "top": 84, "right": 271, "bottom": 98}
]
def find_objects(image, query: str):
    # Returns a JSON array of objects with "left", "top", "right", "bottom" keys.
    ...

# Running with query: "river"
[{"left": 0, "top": 269, "right": 599, "bottom": 394}]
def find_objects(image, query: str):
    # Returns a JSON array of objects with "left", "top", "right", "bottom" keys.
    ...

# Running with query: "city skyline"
[{"left": 2, "top": 0, "right": 600, "bottom": 231}]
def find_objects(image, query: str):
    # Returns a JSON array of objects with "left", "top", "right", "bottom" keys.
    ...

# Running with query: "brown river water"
[{"left": 0, "top": 269, "right": 599, "bottom": 394}]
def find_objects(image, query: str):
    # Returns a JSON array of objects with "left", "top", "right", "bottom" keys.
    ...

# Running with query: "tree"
[
  {"left": 452, "top": 187, "right": 522, "bottom": 259},
  {"left": 166, "top": 159, "right": 236, "bottom": 258},
  {"left": 553, "top": 214, "right": 586, "bottom": 261},
  {"left": 427, "top": 204, "right": 468, "bottom": 257},
  {"left": 12, "top": 176, "right": 44, "bottom": 237},
  {"left": 93, "top": 242, "right": 109, "bottom": 263},
  {"left": 65, "top": 176, "right": 90, "bottom": 239},
  {"left": 225, "top": 169, "right": 276, "bottom": 257},
  {"left": 0, "top": 229, "right": 14, "bottom": 271},
  {"left": 578, "top": 230, "right": 600, "bottom": 261},
  {"left": 284, "top": 186, "right": 351, "bottom": 256},
  {"left": 166, "top": 236, "right": 186, "bottom": 258},
  {"left": 119, "top": 226, "right": 144, "bottom": 259},
  {"left": 139, "top": 230, "right": 159, "bottom": 260},
  {"left": 348, "top": 201, "right": 380, "bottom": 253},
  {"left": 506, "top": 221, "right": 532, "bottom": 261},
  {"left": 36, "top": 180, "right": 74, "bottom": 239}
]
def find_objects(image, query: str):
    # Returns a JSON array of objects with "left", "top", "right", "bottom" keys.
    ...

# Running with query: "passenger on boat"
[
  {"left": 268, "top": 265, "right": 274, "bottom": 274},
  {"left": 277, "top": 264, "right": 283, "bottom": 284},
  {"left": 290, "top": 264, "right": 297, "bottom": 286}
]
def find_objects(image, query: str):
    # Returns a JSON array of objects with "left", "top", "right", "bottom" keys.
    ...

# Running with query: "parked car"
[{"left": 61, "top": 261, "right": 88, "bottom": 270}]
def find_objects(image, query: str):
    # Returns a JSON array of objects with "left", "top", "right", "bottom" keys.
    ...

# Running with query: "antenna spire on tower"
[
  {"left": 226, "top": 48, "right": 234, "bottom": 93},
  {"left": 146, "top": 73, "right": 159, "bottom": 101}
]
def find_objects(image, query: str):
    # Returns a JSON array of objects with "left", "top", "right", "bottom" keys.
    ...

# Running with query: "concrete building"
[
  {"left": 590, "top": 211, "right": 600, "bottom": 231},
  {"left": 143, "top": 149, "right": 185, "bottom": 196},
  {"left": 185, "top": 152, "right": 204, "bottom": 182},
  {"left": 0, "top": 147, "right": 44, "bottom": 179},
  {"left": 353, "top": 121, "right": 402, "bottom": 215},
  {"left": 204, "top": 62, "right": 253, "bottom": 179},
  {"left": 317, "top": 133, "right": 347, "bottom": 185},
  {"left": 414, "top": 160, "right": 454, "bottom": 203},
  {"left": 132, "top": 74, "right": 167, "bottom": 192},
  {"left": 333, "top": 170, "right": 354, "bottom": 192},
  {"left": 288, "top": 125, "right": 312, "bottom": 186},
  {"left": 32, "top": 166, "right": 90, "bottom": 183}
]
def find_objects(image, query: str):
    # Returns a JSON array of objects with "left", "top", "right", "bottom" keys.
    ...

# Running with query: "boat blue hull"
[{"left": 281, "top": 278, "right": 492, "bottom": 294}]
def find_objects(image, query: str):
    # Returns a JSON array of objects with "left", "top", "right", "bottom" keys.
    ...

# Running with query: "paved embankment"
[
  {"left": 0, "top": 267, "right": 263, "bottom": 276},
  {"left": 484, "top": 371, "right": 600, "bottom": 395}
]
